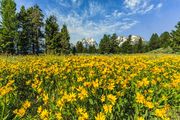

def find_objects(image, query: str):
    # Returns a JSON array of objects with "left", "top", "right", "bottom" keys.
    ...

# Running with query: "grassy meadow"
[{"left": 0, "top": 54, "right": 180, "bottom": 120}]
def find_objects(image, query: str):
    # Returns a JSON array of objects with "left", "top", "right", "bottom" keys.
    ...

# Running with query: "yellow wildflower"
[
  {"left": 95, "top": 112, "right": 106, "bottom": 120},
  {"left": 107, "top": 94, "right": 117, "bottom": 105},
  {"left": 40, "top": 109, "right": 48, "bottom": 119},
  {"left": 103, "top": 104, "right": 113, "bottom": 114}
]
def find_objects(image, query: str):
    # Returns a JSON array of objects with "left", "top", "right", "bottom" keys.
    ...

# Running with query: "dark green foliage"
[
  {"left": 17, "top": 6, "right": 30, "bottom": 54},
  {"left": 52, "top": 32, "right": 62, "bottom": 54},
  {"left": 137, "top": 38, "right": 144, "bottom": 53},
  {"left": 159, "top": 32, "right": 171, "bottom": 48},
  {"left": 110, "top": 33, "right": 120, "bottom": 53},
  {"left": 88, "top": 45, "right": 96, "bottom": 54},
  {"left": 121, "top": 35, "right": 133, "bottom": 53},
  {"left": 171, "top": 22, "right": 180, "bottom": 52},
  {"left": 27, "top": 5, "right": 44, "bottom": 54},
  {"left": 60, "top": 24, "right": 70, "bottom": 54},
  {"left": 45, "top": 15, "right": 59, "bottom": 54},
  {"left": 72, "top": 46, "right": 76, "bottom": 55},
  {"left": 76, "top": 41, "right": 84, "bottom": 53},
  {"left": 99, "top": 34, "right": 111, "bottom": 54},
  {"left": 149, "top": 33, "right": 160, "bottom": 50},
  {"left": 0, "top": 0, "right": 18, "bottom": 54}
]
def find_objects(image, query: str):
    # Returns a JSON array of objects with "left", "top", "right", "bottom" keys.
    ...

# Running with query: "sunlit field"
[{"left": 0, "top": 55, "right": 180, "bottom": 120}]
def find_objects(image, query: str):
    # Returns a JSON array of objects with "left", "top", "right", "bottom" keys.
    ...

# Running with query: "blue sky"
[{"left": 12, "top": 0, "right": 180, "bottom": 43}]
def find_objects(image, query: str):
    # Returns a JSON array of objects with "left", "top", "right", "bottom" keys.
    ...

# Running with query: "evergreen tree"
[
  {"left": 137, "top": 38, "right": 143, "bottom": 53},
  {"left": 76, "top": 41, "right": 84, "bottom": 53},
  {"left": 27, "top": 5, "right": 44, "bottom": 54},
  {"left": 149, "top": 33, "right": 160, "bottom": 50},
  {"left": 121, "top": 35, "right": 133, "bottom": 53},
  {"left": 72, "top": 46, "right": 76, "bottom": 55},
  {"left": 171, "top": 22, "right": 180, "bottom": 52},
  {"left": 159, "top": 32, "right": 171, "bottom": 48},
  {"left": 99, "top": 34, "right": 111, "bottom": 54},
  {"left": 17, "top": 6, "right": 30, "bottom": 54},
  {"left": 52, "top": 32, "right": 62, "bottom": 54},
  {"left": 110, "top": 33, "right": 119, "bottom": 53},
  {"left": 88, "top": 45, "right": 96, "bottom": 54},
  {"left": 60, "top": 24, "right": 70, "bottom": 54},
  {"left": 0, "top": 0, "right": 18, "bottom": 54},
  {"left": 45, "top": 15, "right": 59, "bottom": 54}
]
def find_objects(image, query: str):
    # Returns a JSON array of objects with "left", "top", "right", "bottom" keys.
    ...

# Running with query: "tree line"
[
  {"left": 0, "top": 0, "right": 179, "bottom": 55},
  {"left": 75, "top": 22, "right": 180, "bottom": 54},
  {"left": 0, "top": 0, "right": 70, "bottom": 55}
]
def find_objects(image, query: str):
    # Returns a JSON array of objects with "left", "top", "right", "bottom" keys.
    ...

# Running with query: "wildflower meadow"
[{"left": 0, "top": 55, "right": 180, "bottom": 120}]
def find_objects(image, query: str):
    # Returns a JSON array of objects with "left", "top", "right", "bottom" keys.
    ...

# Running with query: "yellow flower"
[
  {"left": 103, "top": 104, "right": 113, "bottom": 114},
  {"left": 92, "top": 79, "right": 99, "bottom": 88},
  {"left": 95, "top": 112, "right": 106, "bottom": 120},
  {"left": 23, "top": 100, "right": 31, "bottom": 109},
  {"left": 137, "top": 117, "right": 144, "bottom": 120},
  {"left": 101, "top": 95, "right": 105, "bottom": 102},
  {"left": 40, "top": 109, "right": 48, "bottom": 119},
  {"left": 155, "top": 108, "right": 166, "bottom": 119},
  {"left": 78, "top": 89, "right": 88, "bottom": 100},
  {"left": 43, "top": 93, "right": 49, "bottom": 104},
  {"left": 136, "top": 93, "right": 145, "bottom": 104},
  {"left": 37, "top": 106, "right": 42, "bottom": 114},
  {"left": 13, "top": 108, "right": 26, "bottom": 117},
  {"left": 76, "top": 107, "right": 88, "bottom": 120},
  {"left": 144, "top": 101, "right": 154, "bottom": 109},
  {"left": 57, "top": 99, "right": 64, "bottom": 108},
  {"left": 107, "top": 82, "right": 115, "bottom": 90},
  {"left": 76, "top": 107, "right": 84, "bottom": 115},
  {"left": 82, "top": 112, "right": 89, "bottom": 119},
  {"left": 107, "top": 94, "right": 117, "bottom": 105},
  {"left": 56, "top": 112, "right": 63, "bottom": 120}
]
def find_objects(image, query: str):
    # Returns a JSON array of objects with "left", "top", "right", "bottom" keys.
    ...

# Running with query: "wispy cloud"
[
  {"left": 124, "top": 0, "right": 142, "bottom": 9},
  {"left": 13, "top": 0, "right": 164, "bottom": 43},
  {"left": 124, "top": 0, "right": 155, "bottom": 15},
  {"left": 45, "top": 5, "right": 138, "bottom": 43},
  {"left": 156, "top": 3, "right": 163, "bottom": 9}
]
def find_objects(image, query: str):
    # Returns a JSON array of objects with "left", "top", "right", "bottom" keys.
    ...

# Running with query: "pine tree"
[
  {"left": 60, "top": 24, "right": 70, "bottom": 54},
  {"left": 121, "top": 35, "right": 133, "bottom": 53},
  {"left": 99, "top": 34, "right": 111, "bottom": 54},
  {"left": 137, "top": 38, "right": 143, "bottom": 53},
  {"left": 171, "top": 22, "right": 180, "bottom": 52},
  {"left": 52, "top": 32, "right": 62, "bottom": 54},
  {"left": 0, "top": 0, "right": 18, "bottom": 54},
  {"left": 110, "top": 33, "right": 119, "bottom": 53},
  {"left": 45, "top": 15, "right": 59, "bottom": 54},
  {"left": 159, "top": 32, "right": 171, "bottom": 48},
  {"left": 76, "top": 41, "right": 84, "bottom": 53},
  {"left": 149, "top": 33, "right": 160, "bottom": 50},
  {"left": 17, "top": 6, "right": 30, "bottom": 54},
  {"left": 27, "top": 5, "right": 44, "bottom": 54},
  {"left": 88, "top": 45, "right": 96, "bottom": 54},
  {"left": 72, "top": 46, "right": 76, "bottom": 55}
]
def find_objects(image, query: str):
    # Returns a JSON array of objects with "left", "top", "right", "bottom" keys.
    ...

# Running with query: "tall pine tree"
[
  {"left": 17, "top": 6, "right": 30, "bottom": 54},
  {"left": 0, "top": 0, "right": 18, "bottom": 54},
  {"left": 27, "top": 5, "right": 44, "bottom": 54},
  {"left": 60, "top": 24, "right": 70, "bottom": 54},
  {"left": 45, "top": 15, "right": 59, "bottom": 54},
  {"left": 171, "top": 22, "right": 180, "bottom": 52},
  {"left": 121, "top": 35, "right": 133, "bottom": 53},
  {"left": 149, "top": 33, "right": 160, "bottom": 50},
  {"left": 99, "top": 34, "right": 111, "bottom": 54},
  {"left": 76, "top": 41, "right": 84, "bottom": 53},
  {"left": 159, "top": 32, "right": 171, "bottom": 48},
  {"left": 110, "top": 33, "right": 119, "bottom": 53}
]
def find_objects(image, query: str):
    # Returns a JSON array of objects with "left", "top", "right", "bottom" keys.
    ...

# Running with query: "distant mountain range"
[
  {"left": 81, "top": 38, "right": 98, "bottom": 48},
  {"left": 77, "top": 35, "right": 146, "bottom": 48},
  {"left": 116, "top": 35, "right": 146, "bottom": 46}
]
